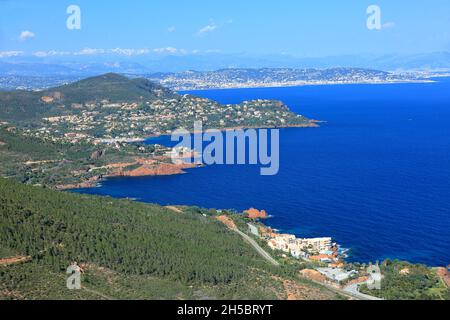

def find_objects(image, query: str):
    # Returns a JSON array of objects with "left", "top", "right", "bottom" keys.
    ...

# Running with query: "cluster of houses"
[
  {"left": 25, "top": 94, "right": 300, "bottom": 145},
  {"left": 249, "top": 224, "right": 344, "bottom": 265},
  {"left": 248, "top": 223, "right": 360, "bottom": 284}
]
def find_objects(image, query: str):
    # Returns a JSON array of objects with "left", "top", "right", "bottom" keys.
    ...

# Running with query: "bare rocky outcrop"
[
  {"left": 166, "top": 206, "right": 184, "bottom": 214},
  {"left": 56, "top": 175, "right": 103, "bottom": 190},
  {"left": 0, "top": 256, "right": 32, "bottom": 266},
  {"left": 56, "top": 157, "right": 199, "bottom": 190},
  {"left": 436, "top": 267, "right": 450, "bottom": 287},
  {"left": 299, "top": 269, "right": 327, "bottom": 283},
  {"left": 109, "top": 162, "right": 197, "bottom": 177},
  {"left": 244, "top": 208, "right": 268, "bottom": 220},
  {"left": 216, "top": 215, "right": 237, "bottom": 229}
]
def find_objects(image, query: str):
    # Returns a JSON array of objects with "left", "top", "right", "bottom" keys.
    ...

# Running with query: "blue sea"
[{"left": 75, "top": 79, "right": 450, "bottom": 266}]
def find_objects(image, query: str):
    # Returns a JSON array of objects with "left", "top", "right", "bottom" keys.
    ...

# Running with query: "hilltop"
[
  {"left": 48, "top": 73, "right": 177, "bottom": 103},
  {"left": 0, "top": 73, "right": 176, "bottom": 123}
]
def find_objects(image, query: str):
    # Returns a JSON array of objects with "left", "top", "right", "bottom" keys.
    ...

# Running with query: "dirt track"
[{"left": 0, "top": 256, "right": 31, "bottom": 266}]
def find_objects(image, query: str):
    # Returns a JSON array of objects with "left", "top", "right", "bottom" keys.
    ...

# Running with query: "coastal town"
[
  {"left": 147, "top": 68, "right": 429, "bottom": 91},
  {"left": 262, "top": 228, "right": 363, "bottom": 286},
  {"left": 23, "top": 93, "right": 313, "bottom": 145},
  {"left": 232, "top": 208, "right": 449, "bottom": 299},
  {"left": 238, "top": 208, "right": 362, "bottom": 287}
]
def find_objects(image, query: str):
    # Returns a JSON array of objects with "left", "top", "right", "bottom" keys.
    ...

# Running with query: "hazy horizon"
[{"left": 1, "top": 0, "right": 449, "bottom": 72}]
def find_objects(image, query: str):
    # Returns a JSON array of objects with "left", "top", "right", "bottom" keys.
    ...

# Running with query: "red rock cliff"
[{"left": 244, "top": 208, "right": 268, "bottom": 219}]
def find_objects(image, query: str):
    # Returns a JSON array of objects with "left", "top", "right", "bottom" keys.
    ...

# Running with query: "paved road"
[
  {"left": 343, "top": 283, "right": 384, "bottom": 300},
  {"left": 232, "top": 228, "right": 280, "bottom": 267},
  {"left": 302, "top": 278, "right": 362, "bottom": 300},
  {"left": 229, "top": 225, "right": 383, "bottom": 300}
]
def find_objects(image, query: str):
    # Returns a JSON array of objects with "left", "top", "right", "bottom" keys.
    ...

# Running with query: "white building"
[
  {"left": 317, "top": 268, "right": 357, "bottom": 283},
  {"left": 267, "top": 234, "right": 333, "bottom": 256},
  {"left": 248, "top": 224, "right": 260, "bottom": 237},
  {"left": 295, "top": 237, "right": 332, "bottom": 252}
]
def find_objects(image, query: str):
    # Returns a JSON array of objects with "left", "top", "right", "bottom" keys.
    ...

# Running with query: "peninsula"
[{"left": 0, "top": 73, "right": 316, "bottom": 189}]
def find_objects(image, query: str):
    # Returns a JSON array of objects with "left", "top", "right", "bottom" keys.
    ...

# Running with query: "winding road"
[
  {"left": 343, "top": 283, "right": 384, "bottom": 300},
  {"left": 232, "top": 228, "right": 280, "bottom": 267},
  {"left": 221, "top": 219, "right": 383, "bottom": 300}
]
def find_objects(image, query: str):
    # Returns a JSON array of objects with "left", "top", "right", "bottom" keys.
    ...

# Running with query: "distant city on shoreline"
[{"left": 1, "top": 67, "right": 449, "bottom": 91}]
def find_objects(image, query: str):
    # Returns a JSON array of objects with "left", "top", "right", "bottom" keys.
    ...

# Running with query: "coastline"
[
  {"left": 173, "top": 79, "right": 435, "bottom": 92},
  {"left": 63, "top": 140, "right": 448, "bottom": 270},
  {"left": 51, "top": 76, "right": 444, "bottom": 265},
  {"left": 142, "top": 120, "right": 321, "bottom": 140},
  {"left": 59, "top": 120, "right": 353, "bottom": 266},
  {"left": 63, "top": 121, "right": 320, "bottom": 190},
  {"left": 93, "top": 120, "right": 321, "bottom": 145},
  {"left": 56, "top": 159, "right": 200, "bottom": 190}
]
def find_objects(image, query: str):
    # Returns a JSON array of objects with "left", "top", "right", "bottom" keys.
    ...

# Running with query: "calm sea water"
[{"left": 75, "top": 79, "right": 450, "bottom": 266}]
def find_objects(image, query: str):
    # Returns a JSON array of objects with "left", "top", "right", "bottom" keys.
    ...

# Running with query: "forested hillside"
[
  {"left": 0, "top": 178, "right": 265, "bottom": 283},
  {"left": 0, "top": 73, "right": 176, "bottom": 123},
  {"left": 0, "top": 126, "right": 166, "bottom": 188},
  {"left": 0, "top": 178, "right": 337, "bottom": 300}
]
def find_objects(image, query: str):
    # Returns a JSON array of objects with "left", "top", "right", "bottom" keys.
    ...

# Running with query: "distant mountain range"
[
  {"left": 0, "top": 52, "right": 450, "bottom": 77},
  {"left": 0, "top": 67, "right": 438, "bottom": 92}
]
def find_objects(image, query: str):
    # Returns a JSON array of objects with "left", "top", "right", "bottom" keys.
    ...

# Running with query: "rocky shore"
[
  {"left": 56, "top": 157, "right": 199, "bottom": 190},
  {"left": 56, "top": 176, "right": 104, "bottom": 190},
  {"left": 56, "top": 120, "right": 320, "bottom": 191},
  {"left": 107, "top": 161, "right": 198, "bottom": 178},
  {"left": 244, "top": 208, "right": 269, "bottom": 219}
]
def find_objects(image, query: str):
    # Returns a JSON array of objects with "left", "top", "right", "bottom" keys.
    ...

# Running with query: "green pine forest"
[{"left": 0, "top": 178, "right": 337, "bottom": 300}]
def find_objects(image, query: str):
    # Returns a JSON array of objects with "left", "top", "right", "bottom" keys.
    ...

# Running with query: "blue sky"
[{"left": 0, "top": 0, "right": 449, "bottom": 58}]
